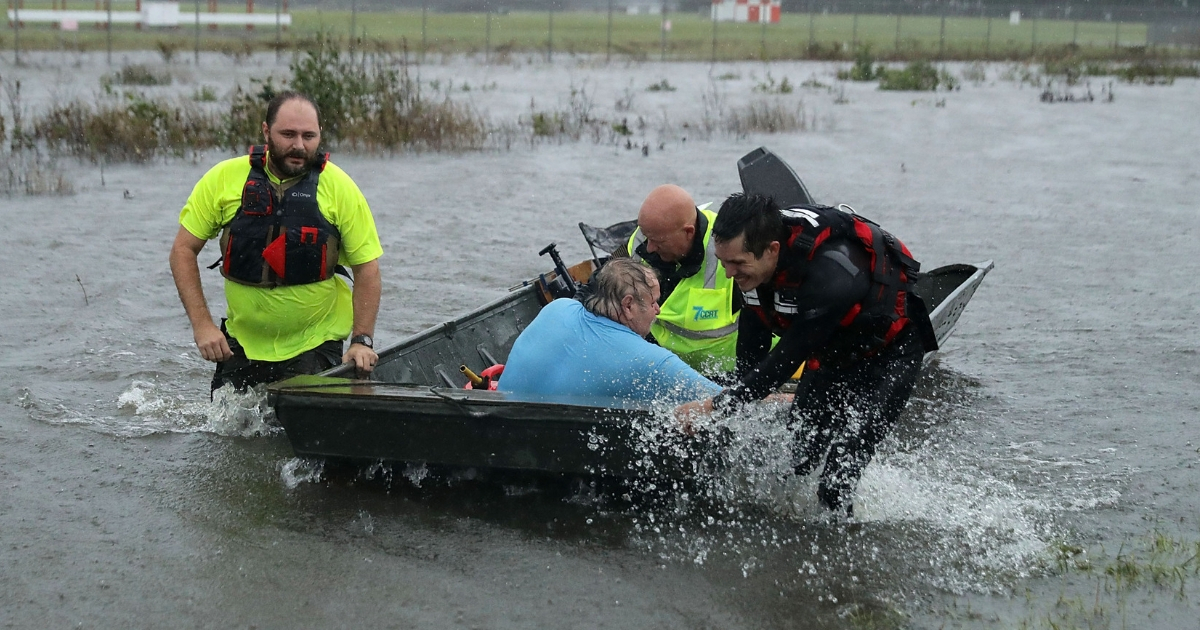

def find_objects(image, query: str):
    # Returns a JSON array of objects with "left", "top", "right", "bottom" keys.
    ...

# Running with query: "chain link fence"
[{"left": 6, "top": 0, "right": 1200, "bottom": 64}]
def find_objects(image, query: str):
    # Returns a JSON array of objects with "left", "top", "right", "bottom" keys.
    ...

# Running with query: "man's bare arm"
[
  {"left": 169, "top": 226, "right": 232, "bottom": 362},
  {"left": 343, "top": 258, "right": 381, "bottom": 373}
]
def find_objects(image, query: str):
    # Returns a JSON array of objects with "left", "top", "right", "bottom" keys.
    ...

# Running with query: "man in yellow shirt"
[
  {"left": 169, "top": 92, "right": 383, "bottom": 394},
  {"left": 623, "top": 185, "right": 740, "bottom": 376}
]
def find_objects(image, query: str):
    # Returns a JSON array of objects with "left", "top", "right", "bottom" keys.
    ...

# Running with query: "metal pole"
[
  {"left": 606, "top": 0, "right": 612, "bottom": 62},
  {"left": 895, "top": 14, "right": 901, "bottom": 52},
  {"left": 421, "top": 0, "right": 427, "bottom": 64},
  {"left": 106, "top": 0, "right": 112, "bottom": 66},
  {"left": 195, "top": 0, "right": 200, "bottom": 64},
  {"left": 548, "top": 7, "right": 553, "bottom": 63}
]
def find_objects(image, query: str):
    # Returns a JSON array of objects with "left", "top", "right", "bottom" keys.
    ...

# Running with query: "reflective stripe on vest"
[{"left": 626, "top": 205, "right": 738, "bottom": 373}]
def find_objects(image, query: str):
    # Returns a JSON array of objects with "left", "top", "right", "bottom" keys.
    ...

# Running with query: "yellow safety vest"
[{"left": 628, "top": 207, "right": 739, "bottom": 375}]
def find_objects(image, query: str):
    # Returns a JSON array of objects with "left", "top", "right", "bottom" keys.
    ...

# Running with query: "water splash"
[
  {"left": 19, "top": 380, "right": 280, "bottom": 438},
  {"left": 280, "top": 457, "right": 325, "bottom": 489}
]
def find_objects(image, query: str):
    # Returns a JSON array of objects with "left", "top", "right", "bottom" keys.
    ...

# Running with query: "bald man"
[{"left": 623, "top": 185, "right": 740, "bottom": 375}]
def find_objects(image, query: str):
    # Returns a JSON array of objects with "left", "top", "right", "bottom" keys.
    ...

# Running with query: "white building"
[{"left": 711, "top": 0, "right": 781, "bottom": 23}]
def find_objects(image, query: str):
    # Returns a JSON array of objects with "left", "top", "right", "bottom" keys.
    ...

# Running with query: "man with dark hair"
[
  {"left": 678, "top": 193, "right": 937, "bottom": 515},
  {"left": 499, "top": 258, "right": 721, "bottom": 404},
  {"left": 170, "top": 91, "right": 383, "bottom": 394},
  {"left": 622, "top": 185, "right": 740, "bottom": 376}
]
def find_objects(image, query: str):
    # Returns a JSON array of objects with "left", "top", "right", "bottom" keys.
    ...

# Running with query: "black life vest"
[
  {"left": 743, "top": 204, "right": 937, "bottom": 363},
  {"left": 217, "top": 146, "right": 341, "bottom": 288}
]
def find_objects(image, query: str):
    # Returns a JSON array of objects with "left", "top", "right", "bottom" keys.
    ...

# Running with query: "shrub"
[
  {"left": 102, "top": 63, "right": 172, "bottom": 88},
  {"left": 879, "top": 61, "right": 958, "bottom": 91},
  {"left": 837, "top": 46, "right": 879, "bottom": 82}
]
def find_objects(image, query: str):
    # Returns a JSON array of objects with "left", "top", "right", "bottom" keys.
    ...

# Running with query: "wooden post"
[
  {"left": 548, "top": 7, "right": 553, "bottom": 63},
  {"left": 349, "top": 0, "right": 355, "bottom": 46},
  {"left": 246, "top": 0, "right": 253, "bottom": 32},
  {"left": 194, "top": 0, "right": 200, "bottom": 64},
  {"left": 208, "top": 0, "right": 216, "bottom": 30},
  {"left": 851, "top": 13, "right": 858, "bottom": 50},
  {"left": 1072, "top": 20, "right": 1079, "bottom": 46},
  {"left": 895, "top": 14, "right": 901, "bottom": 52},
  {"left": 421, "top": 0, "right": 427, "bottom": 64},
  {"left": 484, "top": 9, "right": 490, "bottom": 63}
]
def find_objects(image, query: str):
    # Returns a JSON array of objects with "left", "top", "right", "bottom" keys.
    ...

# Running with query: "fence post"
[
  {"left": 711, "top": 6, "right": 718, "bottom": 63},
  {"left": 895, "top": 14, "right": 901, "bottom": 52},
  {"left": 12, "top": 0, "right": 18, "bottom": 66},
  {"left": 1031, "top": 13, "right": 1037, "bottom": 54},
  {"left": 548, "top": 8, "right": 553, "bottom": 63},
  {"left": 106, "top": 0, "right": 112, "bottom": 65},
  {"left": 660, "top": 1, "right": 667, "bottom": 62},
  {"left": 194, "top": 0, "right": 200, "bottom": 64},
  {"left": 421, "top": 0, "right": 427, "bottom": 64},
  {"left": 938, "top": 12, "right": 945, "bottom": 58},
  {"left": 485, "top": 9, "right": 491, "bottom": 63},
  {"left": 808, "top": 4, "right": 815, "bottom": 53},
  {"left": 606, "top": 0, "right": 613, "bottom": 62},
  {"left": 1114, "top": 21, "right": 1119, "bottom": 51},
  {"left": 761, "top": 12, "right": 767, "bottom": 59},
  {"left": 985, "top": 16, "right": 991, "bottom": 57},
  {"left": 1072, "top": 20, "right": 1078, "bottom": 46},
  {"left": 350, "top": 0, "right": 356, "bottom": 51},
  {"left": 275, "top": 0, "right": 281, "bottom": 60},
  {"left": 852, "top": 13, "right": 858, "bottom": 50}
]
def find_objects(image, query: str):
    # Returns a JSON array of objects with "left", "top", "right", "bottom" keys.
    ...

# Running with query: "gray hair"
[{"left": 583, "top": 258, "right": 657, "bottom": 322}]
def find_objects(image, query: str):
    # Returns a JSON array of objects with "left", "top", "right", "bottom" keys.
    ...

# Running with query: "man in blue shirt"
[{"left": 499, "top": 258, "right": 722, "bottom": 405}]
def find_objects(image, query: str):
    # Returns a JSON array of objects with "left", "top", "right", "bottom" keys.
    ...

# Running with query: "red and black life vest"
[
  {"left": 217, "top": 146, "right": 341, "bottom": 288},
  {"left": 743, "top": 204, "right": 937, "bottom": 362}
]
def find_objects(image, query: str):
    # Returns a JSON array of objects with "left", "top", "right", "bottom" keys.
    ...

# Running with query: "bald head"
[{"left": 637, "top": 185, "right": 698, "bottom": 262}]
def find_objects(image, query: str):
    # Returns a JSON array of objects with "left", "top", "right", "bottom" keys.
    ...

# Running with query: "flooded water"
[{"left": 2, "top": 51, "right": 1199, "bottom": 628}]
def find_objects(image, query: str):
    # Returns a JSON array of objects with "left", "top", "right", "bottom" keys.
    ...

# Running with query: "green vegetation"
[
  {"left": 878, "top": 60, "right": 959, "bottom": 91},
  {"left": 752, "top": 72, "right": 793, "bottom": 94},
  {"left": 646, "top": 79, "right": 676, "bottom": 92},
  {"left": 101, "top": 63, "right": 172, "bottom": 88},
  {"left": 0, "top": 4, "right": 1177, "bottom": 62},
  {"left": 1017, "top": 529, "right": 1200, "bottom": 629}
]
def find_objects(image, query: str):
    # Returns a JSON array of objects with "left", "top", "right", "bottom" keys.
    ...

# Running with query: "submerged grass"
[{"left": 1015, "top": 529, "right": 1200, "bottom": 629}]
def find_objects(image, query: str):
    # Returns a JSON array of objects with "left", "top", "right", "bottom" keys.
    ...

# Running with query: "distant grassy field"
[{"left": 1, "top": 3, "right": 1168, "bottom": 61}]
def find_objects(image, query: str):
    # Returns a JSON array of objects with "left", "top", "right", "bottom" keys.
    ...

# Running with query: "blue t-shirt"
[{"left": 499, "top": 299, "right": 722, "bottom": 405}]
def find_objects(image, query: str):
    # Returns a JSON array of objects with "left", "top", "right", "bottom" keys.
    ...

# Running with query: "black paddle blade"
[{"left": 737, "top": 146, "right": 815, "bottom": 208}]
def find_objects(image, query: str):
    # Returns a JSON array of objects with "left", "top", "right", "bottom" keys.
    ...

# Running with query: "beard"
[{"left": 266, "top": 137, "right": 319, "bottom": 179}]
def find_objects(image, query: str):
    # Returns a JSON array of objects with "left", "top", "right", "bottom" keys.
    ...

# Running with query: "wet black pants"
[
  {"left": 210, "top": 321, "right": 343, "bottom": 397},
  {"left": 788, "top": 333, "right": 924, "bottom": 512}
]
